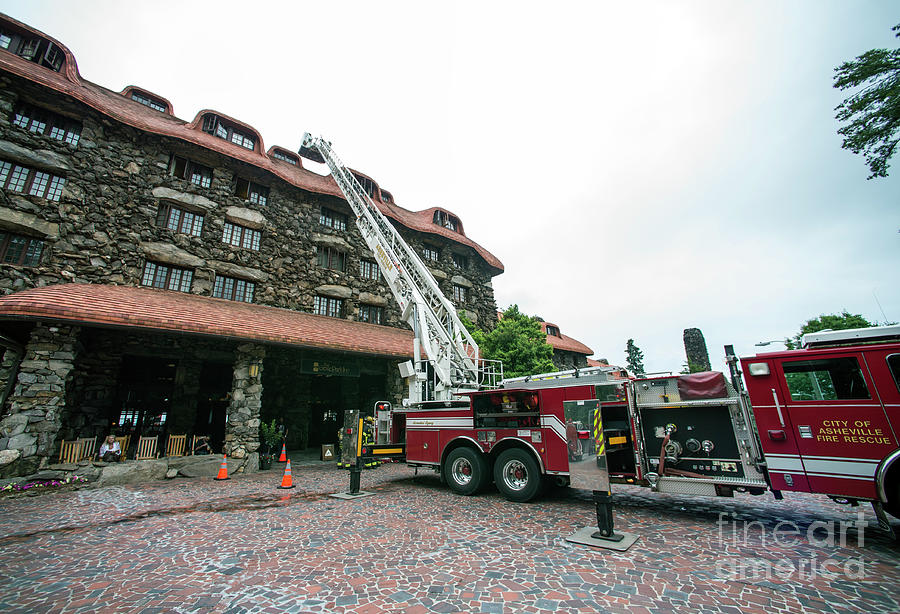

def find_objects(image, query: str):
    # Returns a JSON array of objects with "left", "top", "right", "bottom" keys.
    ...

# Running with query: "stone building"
[
  {"left": 539, "top": 320, "right": 593, "bottom": 371},
  {"left": 0, "top": 14, "right": 502, "bottom": 477}
]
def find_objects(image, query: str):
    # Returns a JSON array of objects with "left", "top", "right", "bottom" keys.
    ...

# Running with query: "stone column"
[
  {"left": 0, "top": 324, "right": 80, "bottom": 476},
  {"left": 683, "top": 328, "right": 712, "bottom": 373},
  {"left": 224, "top": 343, "right": 265, "bottom": 468}
]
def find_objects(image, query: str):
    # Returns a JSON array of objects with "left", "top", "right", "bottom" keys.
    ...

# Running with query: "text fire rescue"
[{"left": 817, "top": 420, "right": 891, "bottom": 445}]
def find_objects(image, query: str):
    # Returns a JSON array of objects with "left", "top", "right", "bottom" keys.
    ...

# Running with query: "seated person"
[
  {"left": 98, "top": 434, "right": 122, "bottom": 462},
  {"left": 194, "top": 435, "right": 212, "bottom": 455}
]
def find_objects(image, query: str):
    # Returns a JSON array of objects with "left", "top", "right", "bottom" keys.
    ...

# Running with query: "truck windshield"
[{"left": 782, "top": 357, "right": 870, "bottom": 401}]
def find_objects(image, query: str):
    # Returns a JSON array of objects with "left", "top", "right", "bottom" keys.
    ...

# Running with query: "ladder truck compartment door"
[{"left": 741, "top": 359, "right": 809, "bottom": 492}]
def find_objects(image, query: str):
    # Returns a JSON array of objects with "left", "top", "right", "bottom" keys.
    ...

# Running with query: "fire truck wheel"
[
  {"left": 494, "top": 448, "right": 541, "bottom": 502},
  {"left": 444, "top": 447, "right": 488, "bottom": 496}
]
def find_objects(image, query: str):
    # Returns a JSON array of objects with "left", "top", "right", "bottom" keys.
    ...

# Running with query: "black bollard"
[
  {"left": 349, "top": 459, "right": 362, "bottom": 495},
  {"left": 591, "top": 490, "right": 625, "bottom": 542}
]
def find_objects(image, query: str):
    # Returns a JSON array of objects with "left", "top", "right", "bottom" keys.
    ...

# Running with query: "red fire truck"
[{"left": 386, "top": 326, "right": 900, "bottom": 528}]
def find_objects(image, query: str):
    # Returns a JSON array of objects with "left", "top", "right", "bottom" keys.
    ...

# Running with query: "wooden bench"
[
  {"left": 135, "top": 436, "right": 158, "bottom": 460},
  {"left": 165, "top": 434, "right": 186, "bottom": 457},
  {"left": 58, "top": 439, "right": 82, "bottom": 464}
]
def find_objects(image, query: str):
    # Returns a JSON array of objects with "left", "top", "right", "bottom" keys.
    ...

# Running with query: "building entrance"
[{"left": 113, "top": 356, "right": 176, "bottom": 442}]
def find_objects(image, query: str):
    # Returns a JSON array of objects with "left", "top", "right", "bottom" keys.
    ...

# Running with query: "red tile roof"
[
  {"left": 540, "top": 321, "right": 593, "bottom": 355},
  {"left": 0, "top": 13, "right": 503, "bottom": 275},
  {"left": 0, "top": 284, "right": 416, "bottom": 358}
]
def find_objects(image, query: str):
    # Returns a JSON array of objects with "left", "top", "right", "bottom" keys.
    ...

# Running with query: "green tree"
[
  {"left": 833, "top": 23, "right": 900, "bottom": 179},
  {"left": 785, "top": 310, "right": 876, "bottom": 349},
  {"left": 461, "top": 305, "right": 554, "bottom": 378},
  {"left": 625, "top": 339, "right": 645, "bottom": 375}
]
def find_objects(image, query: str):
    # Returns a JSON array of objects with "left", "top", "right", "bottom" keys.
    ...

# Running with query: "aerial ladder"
[{"left": 300, "top": 134, "right": 501, "bottom": 406}]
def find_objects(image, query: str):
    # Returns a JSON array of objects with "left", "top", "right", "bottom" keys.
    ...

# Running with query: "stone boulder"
[
  {"left": 95, "top": 460, "right": 167, "bottom": 486},
  {"left": 175, "top": 455, "right": 239, "bottom": 478},
  {"left": 0, "top": 448, "right": 21, "bottom": 468}
]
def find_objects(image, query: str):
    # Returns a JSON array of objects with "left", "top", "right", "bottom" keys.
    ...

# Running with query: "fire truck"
[
  {"left": 387, "top": 327, "right": 900, "bottom": 528},
  {"left": 298, "top": 136, "right": 899, "bottom": 530}
]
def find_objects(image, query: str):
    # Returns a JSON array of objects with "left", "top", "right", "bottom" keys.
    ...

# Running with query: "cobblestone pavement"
[{"left": 0, "top": 457, "right": 898, "bottom": 614}]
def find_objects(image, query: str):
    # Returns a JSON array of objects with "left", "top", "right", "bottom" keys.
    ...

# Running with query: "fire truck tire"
[
  {"left": 444, "top": 447, "right": 488, "bottom": 496},
  {"left": 494, "top": 448, "right": 541, "bottom": 502},
  {"left": 886, "top": 477, "right": 900, "bottom": 519}
]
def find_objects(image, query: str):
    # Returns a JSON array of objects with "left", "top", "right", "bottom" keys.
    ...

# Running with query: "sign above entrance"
[{"left": 301, "top": 358, "right": 360, "bottom": 377}]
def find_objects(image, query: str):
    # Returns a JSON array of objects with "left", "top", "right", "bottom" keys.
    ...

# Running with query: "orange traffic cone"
[
  {"left": 278, "top": 442, "right": 287, "bottom": 462},
  {"left": 278, "top": 459, "right": 295, "bottom": 489},
  {"left": 214, "top": 454, "right": 230, "bottom": 481}
]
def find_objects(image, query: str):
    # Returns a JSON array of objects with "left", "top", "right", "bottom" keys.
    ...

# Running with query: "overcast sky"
[{"left": 1, "top": 1, "right": 897, "bottom": 373}]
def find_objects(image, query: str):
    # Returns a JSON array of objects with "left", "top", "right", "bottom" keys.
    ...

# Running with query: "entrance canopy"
[{"left": 0, "top": 283, "right": 415, "bottom": 358}]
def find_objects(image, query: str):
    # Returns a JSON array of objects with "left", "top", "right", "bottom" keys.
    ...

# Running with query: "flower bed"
[{"left": 1, "top": 475, "right": 89, "bottom": 497}]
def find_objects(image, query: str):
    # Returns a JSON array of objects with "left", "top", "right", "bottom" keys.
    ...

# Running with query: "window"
[
  {"left": 213, "top": 275, "right": 255, "bottom": 303},
  {"left": 319, "top": 207, "right": 347, "bottom": 231},
  {"left": 422, "top": 245, "right": 439, "bottom": 262},
  {"left": 0, "top": 231, "right": 44, "bottom": 266},
  {"left": 886, "top": 354, "right": 900, "bottom": 395},
  {"left": 352, "top": 173, "right": 377, "bottom": 198},
  {"left": 452, "top": 253, "right": 468, "bottom": 269},
  {"left": 130, "top": 91, "right": 167, "bottom": 113},
  {"left": 141, "top": 261, "right": 193, "bottom": 293},
  {"left": 234, "top": 177, "right": 269, "bottom": 205},
  {"left": 272, "top": 150, "right": 298, "bottom": 165},
  {"left": 156, "top": 203, "right": 204, "bottom": 237},
  {"left": 359, "top": 304, "right": 384, "bottom": 324},
  {"left": 452, "top": 284, "right": 467, "bottom": 304},
  {"left": 0, "top": 159, "right": 65, "bottom": 201},
  {"left": 782, "top": 357, "right": 870, "bottom": 401},
  {"left": 546, "top": 326, "right": 560, "bottom": 337},
  {"left": 201, "top": 114, "right": 255, "bottom": 150},
  {"left": 360, "top": 259, "right": 379, "bottom": 280},
  {"left": 169, "top": 155, "right": 212, "bottom": 188},
  {"left": 317, "top": 246, "right": 346, "bottom": 271},
  {"left": 380, "top": 190, "right": 393, "bottom": 203},
  {"left": 313, "top": 295, "right": 344, "bottom": 318},
  {"left": 0, "top": 31, "right": 64, "bottom": 71},
  {"left": 433, "top": 211, "right": 459, "bottom": 232},
  {"left": 222, "top": 221, "right": 261, "bottom": 250}
]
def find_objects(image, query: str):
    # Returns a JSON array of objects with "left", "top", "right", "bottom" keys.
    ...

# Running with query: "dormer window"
[
  {"left": 201, "top": 114, "right": 255, "bottom": 150},
  {"left": 352, "top": 173, "right": 377, "bottom": 198},
  {"left": 131, "top": 91, "right": 167, "bottom": 113},
  {"left": 546, "top": 326, "right": 560, "bottom": 337},
  {"left": 380, "top": 190, "right": 393, "bottom": 203},
  {"left": 272, "top": 149, "right": 298, "bottom": 165},
  {"left": 0, "top": 28, "right": 64, "bottom": 71},
  {"left": 433, "top": 211, "right": 459, "bottom": 232}
]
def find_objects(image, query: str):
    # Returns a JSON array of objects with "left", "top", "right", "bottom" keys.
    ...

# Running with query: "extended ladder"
[{"left": 300, "top": 134, "right": 501, "bottom": 404}]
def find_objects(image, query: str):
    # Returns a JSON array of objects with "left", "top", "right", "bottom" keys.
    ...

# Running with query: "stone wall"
[
  {"left": 551, "top": 350, "right": 589, "bottom": 371},
  {"left": 0, "top": 323, "right": 79, "bottom": 476}
]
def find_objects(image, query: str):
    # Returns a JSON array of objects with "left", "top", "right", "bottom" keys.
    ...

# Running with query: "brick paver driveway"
[{"left": 0, "top": 461, "right": 897, "bottom": 613}]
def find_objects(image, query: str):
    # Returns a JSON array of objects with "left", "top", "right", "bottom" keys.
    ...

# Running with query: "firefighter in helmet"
[{"left": 362, "top": 415, "right": 379, "bottom": 469}]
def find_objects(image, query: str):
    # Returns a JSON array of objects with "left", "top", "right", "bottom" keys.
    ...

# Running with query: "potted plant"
[{"left": 259, "top": 419, "right": 280, "bottom": 470}]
